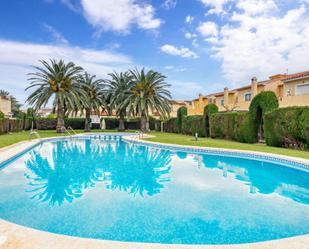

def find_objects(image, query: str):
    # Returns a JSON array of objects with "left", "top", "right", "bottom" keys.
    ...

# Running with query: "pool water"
[{"left": 0, "top": 137, "right": 308, "bottom": 244}]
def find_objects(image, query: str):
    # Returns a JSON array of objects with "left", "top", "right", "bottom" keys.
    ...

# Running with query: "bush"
[
  {"left": 210, "top": 112, "right": 256, "bottom": 143},
  {"left": 163, "top": 118, "right": 178, "bottom": 133},
  {"left": 264, "top": 107, "right": 309, "bottom": 149},
  {"left": 182, "top": 115, "right": 206, "bottom": 137},
  {"left": 204, "top": 104, "right": 218, "bottom": 137},
  {"left": 0, "top": 111, "right": 4, "bottom": 119},
  {"left": 177, "top": 107, "right": 187, "bottom": 133},
  {"left": 36, "top": 118, "right": 57, "bottom": 130},
  {"left": 249, "top": 91, "right": 279, "bottom": 141}
]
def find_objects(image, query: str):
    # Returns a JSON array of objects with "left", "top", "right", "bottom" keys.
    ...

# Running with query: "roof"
[{"left": 283, "top": 71, "right": 309, "bottom": 82}]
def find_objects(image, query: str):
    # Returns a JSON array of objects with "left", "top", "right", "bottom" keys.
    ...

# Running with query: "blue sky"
[{"left": 0, "top": 0, "right": 308, "bottom": 105}]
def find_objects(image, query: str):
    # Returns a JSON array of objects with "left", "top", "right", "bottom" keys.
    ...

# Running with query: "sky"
[{"left": 0, "top": 0, "right": 308, "bottom": 106}]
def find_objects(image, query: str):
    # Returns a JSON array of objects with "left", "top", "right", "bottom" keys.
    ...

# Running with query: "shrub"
[
  {"left": 249, "top": 91, "right": 279, "bottom": 142},
  {"left": 65, "top": 118, "right": 85, "bottom": 129},
  {"left": 177, "top": 107, "right": 187, "bottom": 133},
  {"left": 163, "top": 118, "right": 178, "bottom": 133},
  {"left": 264, "top": 107, "right": 309, "bottom": 149},
  {"left": 0, "top": 111, "right": 4, "bottom": 119},
  {"left": 204, "top": 104, "right": 218, "bottom": 137},
  {"left": 182, "top": 115, "right": 206, "bottom": 137},
  {"left": 210, "top": 112, "right": 256, "bottom": 143}
]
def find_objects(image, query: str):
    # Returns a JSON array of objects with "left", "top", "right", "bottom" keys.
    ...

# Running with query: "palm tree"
[
  {"left": 125, "top": 68, "right": 171, "bottom": 132},
  {"left": 77, "top": 72, "right": 106, "bottom": 132},
  {"left": 105, "top": 72, "right": 133, "bottom": 131},
  {"left": 26, "top": 59, "right": 85, "bottom": 133}
]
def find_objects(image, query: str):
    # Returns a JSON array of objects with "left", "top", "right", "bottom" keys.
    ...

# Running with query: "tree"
[
  {"left": 105, "top": 71, "right": 132, "bottom": 131},
  {"left": 77, "top": 73, "right": 106, "bottom": 132},
  {"left": 125, "top": 68, "right": 171, "bottom": 132},
  {"left": 26, "top": 59, "right": 85, "bottom": 133}
]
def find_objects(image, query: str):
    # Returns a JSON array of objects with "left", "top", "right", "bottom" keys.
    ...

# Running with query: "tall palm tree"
[
  {"left": 26, "top": 59, "right": 85, "bottom": 133},
  {"left": 125, "top": 68, "right": 171, "bottom": 132},
  {"left": 105, "top": 71, "right": 133, "bottom": 131},
  {"left": 77, "top": 72, "right": 106, "bottom": 132}
]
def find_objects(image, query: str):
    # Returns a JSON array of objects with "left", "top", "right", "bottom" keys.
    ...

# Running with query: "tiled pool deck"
[{"left": 0, "top": 134, "right": 308, "bottom": 249}]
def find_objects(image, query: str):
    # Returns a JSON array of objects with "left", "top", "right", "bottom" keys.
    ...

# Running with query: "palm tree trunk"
[
  {"left": 84, "top": 108, "right": 91, "bottom": 132},
  {"left": 118, "top": 112, "right": 125, "bottom": 131},
  {"left": 56, "top": 99, "right": 65, "bottom": 133},
  {"left": 140, "top": 113, "right": 147, "bottom": 132}
]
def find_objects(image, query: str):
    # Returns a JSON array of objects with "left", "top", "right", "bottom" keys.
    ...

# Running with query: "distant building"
[
  {"left": 0, "top": 96, "right": 12, "bottom": 117},
  {"left": 187, "top": 71, "right": 309, "bottom": 114},
  {"left": 37, "top": 108, "right": 53, "bottom": 117}
]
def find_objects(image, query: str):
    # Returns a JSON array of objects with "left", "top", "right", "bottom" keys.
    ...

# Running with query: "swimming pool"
[{"left": 0, "top": 135, "right": 308, "bottom": 245}]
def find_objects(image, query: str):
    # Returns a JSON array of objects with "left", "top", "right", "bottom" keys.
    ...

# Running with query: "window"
[
  {"left": 244, "top": 93, "right": 251, "bottom": 102},
  {"left": 296, "top": 83, "right": 309, "bottom": 95},
  {"left": 220, "top": 99, "right": 224, "bottom": 106}
]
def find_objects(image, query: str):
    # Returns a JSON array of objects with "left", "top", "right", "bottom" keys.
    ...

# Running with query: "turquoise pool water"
[{"left": 0, "top": 136, "right": 308, "bottom": 244}]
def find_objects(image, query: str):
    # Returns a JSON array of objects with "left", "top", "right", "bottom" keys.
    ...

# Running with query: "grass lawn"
[
  {"left": 147, "top": 132, "right": 309, "bottom": 160},
  {"left": 0, "top": 129, "right": 131, "bottom": 149}
]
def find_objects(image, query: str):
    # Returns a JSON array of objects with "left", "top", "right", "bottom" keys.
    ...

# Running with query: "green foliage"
[
  {"left": 125, "top": 68, "right": 172, "bottom": 131},
  {"left": 176, "top": 106, "right": 187, "bottom": 133},
  {"left": 163, "top": 118, "right": 178, "bottom": 133},
  {"left": 249, "top": 91, "right": 279, "bottom": 141},
  {"left": 209, "top": 112, "right": 256, "bottom": 143},
  {"left": 0, "top": 111, "right": 4, "bottom": 119},
  {"left": 182, "top": 115, "right": 206, "bottom": 137},
  {"left": 203, "top": 104, "right": 218, "bottom": 137},
  {"left": 264, "top": 107, "right": 309, "bottom": 149}
]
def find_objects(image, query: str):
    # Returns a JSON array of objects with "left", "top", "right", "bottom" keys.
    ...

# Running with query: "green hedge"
[
  {"left": 204, "top": 104, "right": 218, "bottom": 137},
  {"left": 209, "top": 112, "right": 256, "bottom": 143},
  {"left": 182, "top": 115, "right": 206, "bottom": 137},
  {"left": 264, "top": 107, "right": 309, "bottom": 149},
  {"left": 177, "top": 107, "right": 187, "bottom": 133},
  {"left": 35, "top": 117, "right": 159, "bottom": 131},
  {"left": 163, "top": 118, "right": 178, "bottom": 133}
]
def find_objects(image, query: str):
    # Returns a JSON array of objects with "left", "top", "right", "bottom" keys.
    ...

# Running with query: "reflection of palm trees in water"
[
  {"left": 25, "top": 140, "right": 105, "bottom": 205},
  {"left": 25, "top": 139, "right": 171, "bottom": 205},
  {"left": 104, "top": 144, "right": 171, "bottom": 196}
]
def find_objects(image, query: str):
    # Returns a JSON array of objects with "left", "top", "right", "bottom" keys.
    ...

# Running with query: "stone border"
[{"left": 0, "top": 133, "right": 309, "bottom": 249}]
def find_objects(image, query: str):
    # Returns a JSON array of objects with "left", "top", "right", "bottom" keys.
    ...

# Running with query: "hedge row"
[
  {"left": 163, "top": 118, "right": 178, "bottom": 133},
  {"left": 209, "top": 112, "right": 256, "bottom": 143},
  {"left": 0, "top": 118, "right": 32, "bottom": 134},
  {"left": 36, "top": 117, "right": 161, "bottom": 131},
  {"left": 182, "top": 115, "right": 206, "bottom": 137},
  {"left": 264, "top": 107, "right": 309, "bottom": 149}
]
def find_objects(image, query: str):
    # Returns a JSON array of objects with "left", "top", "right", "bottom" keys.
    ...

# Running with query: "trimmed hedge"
[
  {"left": 264, "top": 107, "right": 309, "bottom": 149},
  {"left": 35, "top": 117, "right": 160, "bottom": 131},
  {"left": 163, "top": 118, "right": 178, "bottom": 133},
  {"left": 204, "top": 104, "right": 218, "bottom": 137},
  {"left": 210, "top": 112, "right": 256, "bottom": 143},
  {"left": 177, "top": 107, "right": 187, "bottom": 133},
  {"left": 249, "top": 91, "right": 279, "bottom": 141},
  {"left": 182, "top": 115, "right": 206, "bottom": 137}
]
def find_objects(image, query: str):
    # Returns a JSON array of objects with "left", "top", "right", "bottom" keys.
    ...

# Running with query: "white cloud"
[
  {"left": 199, "top": 0, "right": 231, "bottom": 15},
  {"left": 185, "top": 32, "right": 197, "bottom": 39},
  {"left": 0, "top": 39, "right": 133, "bottom": 105},
  {"left": 236, "top": 0, "right": 277, "bottom": 16},
  {"left": 162, "top": 0, "right": 177, "bottom": 10},
  {"left": 208, "top": 4, "right": 309, "bottom": 84},
  {"left": 43, "top": 24, "right": 69, "bottom": 44},
  {"left": 197, "top": 21, "right": 218, "bottom": 39},
  {"left": 160, "top": 44, "right": 199, "bottom": 59},
  {"left": 80, "top": 0, "right": 161, "bottom": 33},
  {"left": 185, "top": 15, "right": 194, "bottom": 23}
]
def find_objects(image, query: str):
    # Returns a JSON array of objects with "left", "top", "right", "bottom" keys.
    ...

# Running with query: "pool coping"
[{"left": 0, "top": 133, "right": 309, "bottom": 249}]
